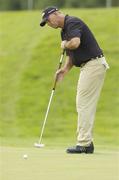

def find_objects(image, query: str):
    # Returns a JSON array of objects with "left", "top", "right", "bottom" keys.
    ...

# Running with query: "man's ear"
[
  {"left": 54, "top": 12, "right": 58, "bottom": 16},
  {"left": 54, "top": 11, "right": 61, "bottom": 16}
]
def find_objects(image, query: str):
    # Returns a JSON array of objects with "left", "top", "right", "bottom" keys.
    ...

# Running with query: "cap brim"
[{"left": 40, "top": 18, "right": 47, "bottom": 27}]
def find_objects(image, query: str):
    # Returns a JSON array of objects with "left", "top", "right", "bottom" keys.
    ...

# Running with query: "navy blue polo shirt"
[{"left": 61, "top": 15, "right": 103, "bottom": 67}]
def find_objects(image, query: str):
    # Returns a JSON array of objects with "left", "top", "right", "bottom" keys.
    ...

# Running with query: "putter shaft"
[
  {"left": 37, "top": 50, "right": 65, "bottom": 145},
  {"left": 38, "top": 90, "right": 54, "bottom": 144}
]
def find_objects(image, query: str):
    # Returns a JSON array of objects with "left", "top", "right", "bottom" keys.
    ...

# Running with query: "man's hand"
[
  {"left": 55, "top": 68, "right": 66, "bottom": 82},
  {"left": 55, "top": 56, "right": 73, "bottom": 83},
  {"left": 61, "top": 40, "right": 67, "bottom": 49}
]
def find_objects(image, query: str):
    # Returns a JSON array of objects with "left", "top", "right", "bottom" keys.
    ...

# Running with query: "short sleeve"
[{"left": 67, "top": 22, "right": 82, "bottom": 39}]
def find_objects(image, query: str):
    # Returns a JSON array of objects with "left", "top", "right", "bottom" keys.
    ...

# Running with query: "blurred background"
[
  {"left": 0, "top": 0, "right": 119, "bottom": 11},
  {"left": 0, "top": 0, "right": 119, "bottom": 147}
]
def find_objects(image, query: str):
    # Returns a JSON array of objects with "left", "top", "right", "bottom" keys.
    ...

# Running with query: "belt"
[
  {"left": 90, "top": 54, "right": 104, "bottom": 60},
  {"left": 80, "top": 54, "right": 104, "bottom": 68}
]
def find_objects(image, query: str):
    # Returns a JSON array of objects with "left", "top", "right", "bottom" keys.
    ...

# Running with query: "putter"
[{"left": 34, "top": 49, "right": 65, "bottom": 148}]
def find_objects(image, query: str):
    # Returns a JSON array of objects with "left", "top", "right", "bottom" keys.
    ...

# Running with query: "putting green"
[{"left": 0, "top": 146, "right": 118, "bottom": 180}]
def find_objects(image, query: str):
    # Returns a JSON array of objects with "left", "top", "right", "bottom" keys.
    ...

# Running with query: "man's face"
[{"left": 46, "top": 13, "right": 59, "bottom": 29}]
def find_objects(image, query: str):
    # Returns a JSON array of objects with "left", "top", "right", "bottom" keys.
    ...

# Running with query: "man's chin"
[{"left": 53, "top": 26, "right": 59, "bottom": 29}]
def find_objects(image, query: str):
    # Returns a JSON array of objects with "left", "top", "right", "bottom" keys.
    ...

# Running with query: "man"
[{"left": 40, "top": 7, "right": 109, "bottom": 154}]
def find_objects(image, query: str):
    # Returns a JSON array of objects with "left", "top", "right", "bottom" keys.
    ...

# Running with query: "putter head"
[{"left": 34, "top": 142, "right": 45, "bottom": 148}]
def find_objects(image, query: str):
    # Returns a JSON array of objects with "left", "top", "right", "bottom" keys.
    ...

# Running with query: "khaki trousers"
[{"left": 76, "top": 57, "right": 109, "bottom": 146}]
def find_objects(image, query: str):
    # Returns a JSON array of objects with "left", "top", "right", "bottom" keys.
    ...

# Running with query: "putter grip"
[{"left": 53, "top": 49, "right": 65, "bottom": 90}]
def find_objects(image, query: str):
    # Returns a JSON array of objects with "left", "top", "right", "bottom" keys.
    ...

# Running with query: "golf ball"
[{"left": 23, "top": 154, "right": 28, "bottom": 159}]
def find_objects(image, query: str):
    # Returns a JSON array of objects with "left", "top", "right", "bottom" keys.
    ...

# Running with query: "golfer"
[{"left": 40, "top": 7, "right": 109, "bottom": 153}]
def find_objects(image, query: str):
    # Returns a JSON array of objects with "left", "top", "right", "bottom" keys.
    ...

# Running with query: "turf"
[
  {"left": 0, "top": 8, "right": 119, "bottom": 180},
  {"left": 1, "top": 146, "right": 119, "bottom": 180}
]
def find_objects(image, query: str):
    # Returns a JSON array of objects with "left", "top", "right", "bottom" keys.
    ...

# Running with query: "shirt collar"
[{"left": 62, "top": 14, "right": 69, "bottom": 31}]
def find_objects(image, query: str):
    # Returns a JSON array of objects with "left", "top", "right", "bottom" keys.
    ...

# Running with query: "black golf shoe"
[{"left": 66, "top": 142, "right": 94, "bottom": 154}]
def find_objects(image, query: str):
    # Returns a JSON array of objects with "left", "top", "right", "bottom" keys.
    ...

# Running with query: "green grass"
[
  {"left": 0, "top": 146, "right": 119, "bottom": 180},
  {"left": 0, "top": 8, "right": 119, "bottom": 146}
]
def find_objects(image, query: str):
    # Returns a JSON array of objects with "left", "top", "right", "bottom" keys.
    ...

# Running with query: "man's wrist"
[{"left": 63, "top": 41, "right": 70, "bottom": 49}]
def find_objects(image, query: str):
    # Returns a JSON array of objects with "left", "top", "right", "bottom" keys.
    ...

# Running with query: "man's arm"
[
  {"left": 55, "top": 56, "right": 73, "bottom": 82},
  {"left": 61, "top": 37, "right": 80, "bottom": 50},
  {"left": 62, "top": 55, "right": 73, "bottom": 73}
]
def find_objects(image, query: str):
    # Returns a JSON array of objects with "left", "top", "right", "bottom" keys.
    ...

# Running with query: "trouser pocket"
[{"left": 100, "top": 57, "right": 110, "bottom": 70}]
